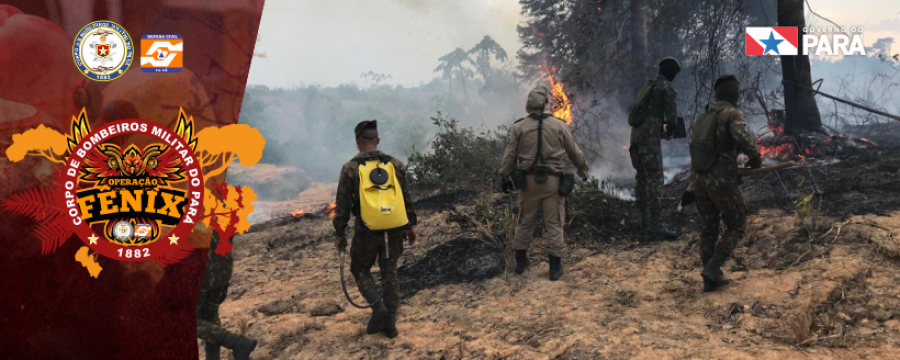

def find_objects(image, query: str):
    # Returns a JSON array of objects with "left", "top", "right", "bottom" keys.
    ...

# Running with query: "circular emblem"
[
  {"left": 60, "top": 118, "right": 204, "bottom": 262},
  {"left": 72, "top": 20, "right": 134, "bottom": 82},
  {"left": 113, "top": 221, "right": 134, "bottom": 242},
  {"left": 370, "top": 167, "right": 388, "bottom": 185}
]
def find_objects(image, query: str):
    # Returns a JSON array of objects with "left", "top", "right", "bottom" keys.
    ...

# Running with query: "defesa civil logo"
[
  {"left": 746, "top": 26, "right": 866, "bottom": 56},
  {"left": 141, "top": 34, "right": 183, "bottom": 73},
  {"left": 73, "top": 20, "right": 134, "bottom": 81}
]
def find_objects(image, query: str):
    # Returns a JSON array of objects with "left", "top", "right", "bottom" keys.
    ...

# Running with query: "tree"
[
  {"left": 629, "top": 0, "right": 649, "bottom": 88},
  {"left": 468, "top": 35, "right": 508, "bottom": 88},
  {"left": 777, "top": 0, "right": 823, "bottom": 134},
  {"left": 359, "top": 71, "right": 392, "bottom": 90},
  {"left": 434, "top": 48, "right": 475, "bottom": 99}
]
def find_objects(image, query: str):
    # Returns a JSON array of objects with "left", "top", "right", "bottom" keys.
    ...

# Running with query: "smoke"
[
  {"left": 396, "top": 0, "right": 430, "bottom": 12},
  {"left": 236, "top": 68, "right": 536, "bottom": 201},
  {"left": 248, "top": 0, "right": 522, "bottom": 87}
]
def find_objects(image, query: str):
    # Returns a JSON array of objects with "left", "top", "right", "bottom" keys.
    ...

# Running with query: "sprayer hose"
[{"left": 339, "top": 248, "right": 383, "bottom": 309}]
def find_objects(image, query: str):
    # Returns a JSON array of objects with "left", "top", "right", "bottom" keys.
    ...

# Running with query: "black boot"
[
  {"left": 382, "top": 311, "right": 398, "bottom": 339},
  {"left": 514, "top": 250, "right": 530, "bottom": 274},
  {"left": 701, "top": 252, "right": 730, "bottom": 292},
  {"left": 700, "top": 256, "right": 715, "bottom": 291},
  {"left": 204, "top": 341, "right": 220, "bottom": 360},
  {"left": 548, "top": 255, "right": 564, "bottom": 281},
  {"left": 364, "top": 289, "right": 388, "bottom": 334},
  {"left": 221, "top": 332, "right": 257, "bottom": 360}
]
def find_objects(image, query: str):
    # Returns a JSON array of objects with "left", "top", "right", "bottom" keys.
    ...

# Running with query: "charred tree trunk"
[
  {"left": 630, "top": 0, "right": 649, "bottom": 86},
  {"left": 777, "top": 0, "right": 822, "bottom": 135}
]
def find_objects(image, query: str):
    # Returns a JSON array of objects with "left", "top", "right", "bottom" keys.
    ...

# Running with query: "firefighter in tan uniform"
[{"left": 499, "top": 86, "right": 590, "bottom": 281}]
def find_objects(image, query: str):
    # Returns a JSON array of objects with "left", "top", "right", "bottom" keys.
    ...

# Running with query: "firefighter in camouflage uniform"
[
  {"left": 690, "top": 74, "right": 762, "bottom": 292},
  {"left": 333, "top": 120, "right": 418, "bottom": 339},
  {"left": 197, "top": 232, "right": 258, "bottom": 360},
  {"left": 629, "top": 57, "right": 682, "bottom": 239}
]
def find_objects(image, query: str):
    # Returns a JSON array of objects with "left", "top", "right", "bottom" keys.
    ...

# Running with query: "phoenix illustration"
[{"left": 66, "top": 110, "right": 198, "bottom": 186}]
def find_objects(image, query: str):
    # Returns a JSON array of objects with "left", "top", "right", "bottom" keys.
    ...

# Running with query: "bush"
[{"left": 407, "top": 112, "right": 506, "bottom": 193}]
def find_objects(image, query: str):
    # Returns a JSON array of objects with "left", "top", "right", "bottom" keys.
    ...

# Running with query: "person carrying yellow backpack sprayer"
[{"left": 333, "top": 120, "right": 418, "bottom": 339}]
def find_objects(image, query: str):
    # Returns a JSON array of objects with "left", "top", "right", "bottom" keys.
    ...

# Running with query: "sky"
[
  {"left": 245, "top": 0, "right": 900, "bottom": 88},
  {"left": 246, "top": 0, "right": 523, "bottom": 88}
]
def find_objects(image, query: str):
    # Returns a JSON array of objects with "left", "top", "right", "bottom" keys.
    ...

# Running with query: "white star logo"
[
  {"left": 168, "top": 234, "right": 179, "bottom": 245},
  {"left": 88, "top": 234, "right": 99, "bottom": 245}
]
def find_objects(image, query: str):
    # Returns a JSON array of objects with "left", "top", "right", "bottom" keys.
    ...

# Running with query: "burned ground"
[
  {"left": 399, "top": 237, "right": 505, "bottom": 298},
  {"left": 210, "top": 141, "right": 900, "bottom": 359}
]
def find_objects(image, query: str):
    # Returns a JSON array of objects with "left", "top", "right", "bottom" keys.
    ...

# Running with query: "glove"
[
  {"left": 747, "top": 156, "right": 763, "bottom": 169},
  {"left": 335, "top": 236, "right": 348, "bottom": 251},
  {"left": 501, "top": 180, "right": 513, "bottom": 194}
]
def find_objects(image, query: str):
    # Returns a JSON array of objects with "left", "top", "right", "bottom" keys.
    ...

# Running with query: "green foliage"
[
  {"left": 794, "top": 192, "right": 815, "bottom": 221},
  {"left": 792, "top": 175, "right": 820, "bottom": 234},
  {"left": 434, "top": 48, "right": 475, "bottom": 81},
  {"left": 468, "top": 35, "right": 508, "bottom": 82},
  {"left": 407, "top": 113, "right": 504, "bottom": 192}
]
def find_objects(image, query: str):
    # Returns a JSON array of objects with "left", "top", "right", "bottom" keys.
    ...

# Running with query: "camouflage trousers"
[
  {"left": 629, "top": 145, "right": 664, "bottom": 225},
  {"left": 196, "top": 232, "right": 233, "bottom": 344},
  {"left": 350, "top": 229, "right": 405, "bottom": 313},
  {"left": 513, "top": 175, "right": 566, "bottom": 258},
  {"left": 694, "top": 178, "right": 747, "bottom": 266}
]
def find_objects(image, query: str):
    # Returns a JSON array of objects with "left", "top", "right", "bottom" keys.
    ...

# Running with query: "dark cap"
[
  {"left": 714, "top": 74, "right": 740, "bottom": 88},
  {"left": 354, "top": 120, "right": 378, "bottom": 139},
  {"left": 658, "top": 57, "right": 681, "bottom": 72}
]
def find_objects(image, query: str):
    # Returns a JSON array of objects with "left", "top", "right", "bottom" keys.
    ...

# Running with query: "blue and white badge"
[{"left": 73, "top": 21, "right": 134, "bottom": 82}]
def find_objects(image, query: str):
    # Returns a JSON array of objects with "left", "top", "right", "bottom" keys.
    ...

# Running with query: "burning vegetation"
[
  {"left": 289, "top": 201, "right": 337, "bottom": 220},
  {"left": 547, "top": 74, "right": 573, "bottom": 125},
  {"left": 756, "top": 110, "right": 878, "bottom": 162}
]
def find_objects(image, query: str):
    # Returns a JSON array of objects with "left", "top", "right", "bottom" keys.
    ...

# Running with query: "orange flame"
[
  {"left": 290, "top": 209, "right": 305, "bottom": 218},
  {"left": 757, "top": 143, "right": 794, "bottom": 160},
  {"left": 537, "top": 54, "right": 574, "bottom": 125},
  {"left": 547, "top": 75, "right": 573, "bottom": 125},
  {"left": 324, "top": 201, "right": 337, "bottom": 218}
]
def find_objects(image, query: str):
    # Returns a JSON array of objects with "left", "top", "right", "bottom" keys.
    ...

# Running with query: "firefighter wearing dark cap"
[
  {"left": 500, "top": 86, "right": 590, "bottom": 281},
  {"left": 689, "top": 74, "right": 761, "bottom": 292},
  {"left": 333, "top": 120, "right": 418, "bottom": 338},
  {"left": 627, "top": 57, "right": 682, "bottom": 239}
]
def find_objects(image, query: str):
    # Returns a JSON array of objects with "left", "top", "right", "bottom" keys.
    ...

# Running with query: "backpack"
[
  {"left": 356, "top": 155, "right": 409, "bottom": 231},
  {"left": 689, "top": 108, "right": 724, "bottom": 173},
  {"left": 628, "top": 78, "right": 658, "bottom": 127}
]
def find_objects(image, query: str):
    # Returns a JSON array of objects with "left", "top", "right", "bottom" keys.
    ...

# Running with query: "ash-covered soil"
[{"left": 210, "top": 146, "right": 900, "bottom": 360}]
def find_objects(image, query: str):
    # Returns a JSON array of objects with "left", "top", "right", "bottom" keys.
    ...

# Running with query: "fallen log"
[{"left": 738, "top": 161, "right": 797, "bottom": 177}]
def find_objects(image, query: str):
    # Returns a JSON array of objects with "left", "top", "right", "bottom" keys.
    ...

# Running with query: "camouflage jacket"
[
  {"left": 333, "top": 150, "right": 417, "bottom": 238},
  {"left": 691, "top": 100, "right": 760, "bottom": 188},
  {"left": 499, "top": 114, "right": 590, "bottom": 180},
  {"left": 630, "top": 75, "right": 678, "bottom": 154}
]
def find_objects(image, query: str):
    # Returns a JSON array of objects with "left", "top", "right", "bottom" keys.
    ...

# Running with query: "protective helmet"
[{"left": 714, "top": 74, "right": 741, "bottom": 105}]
